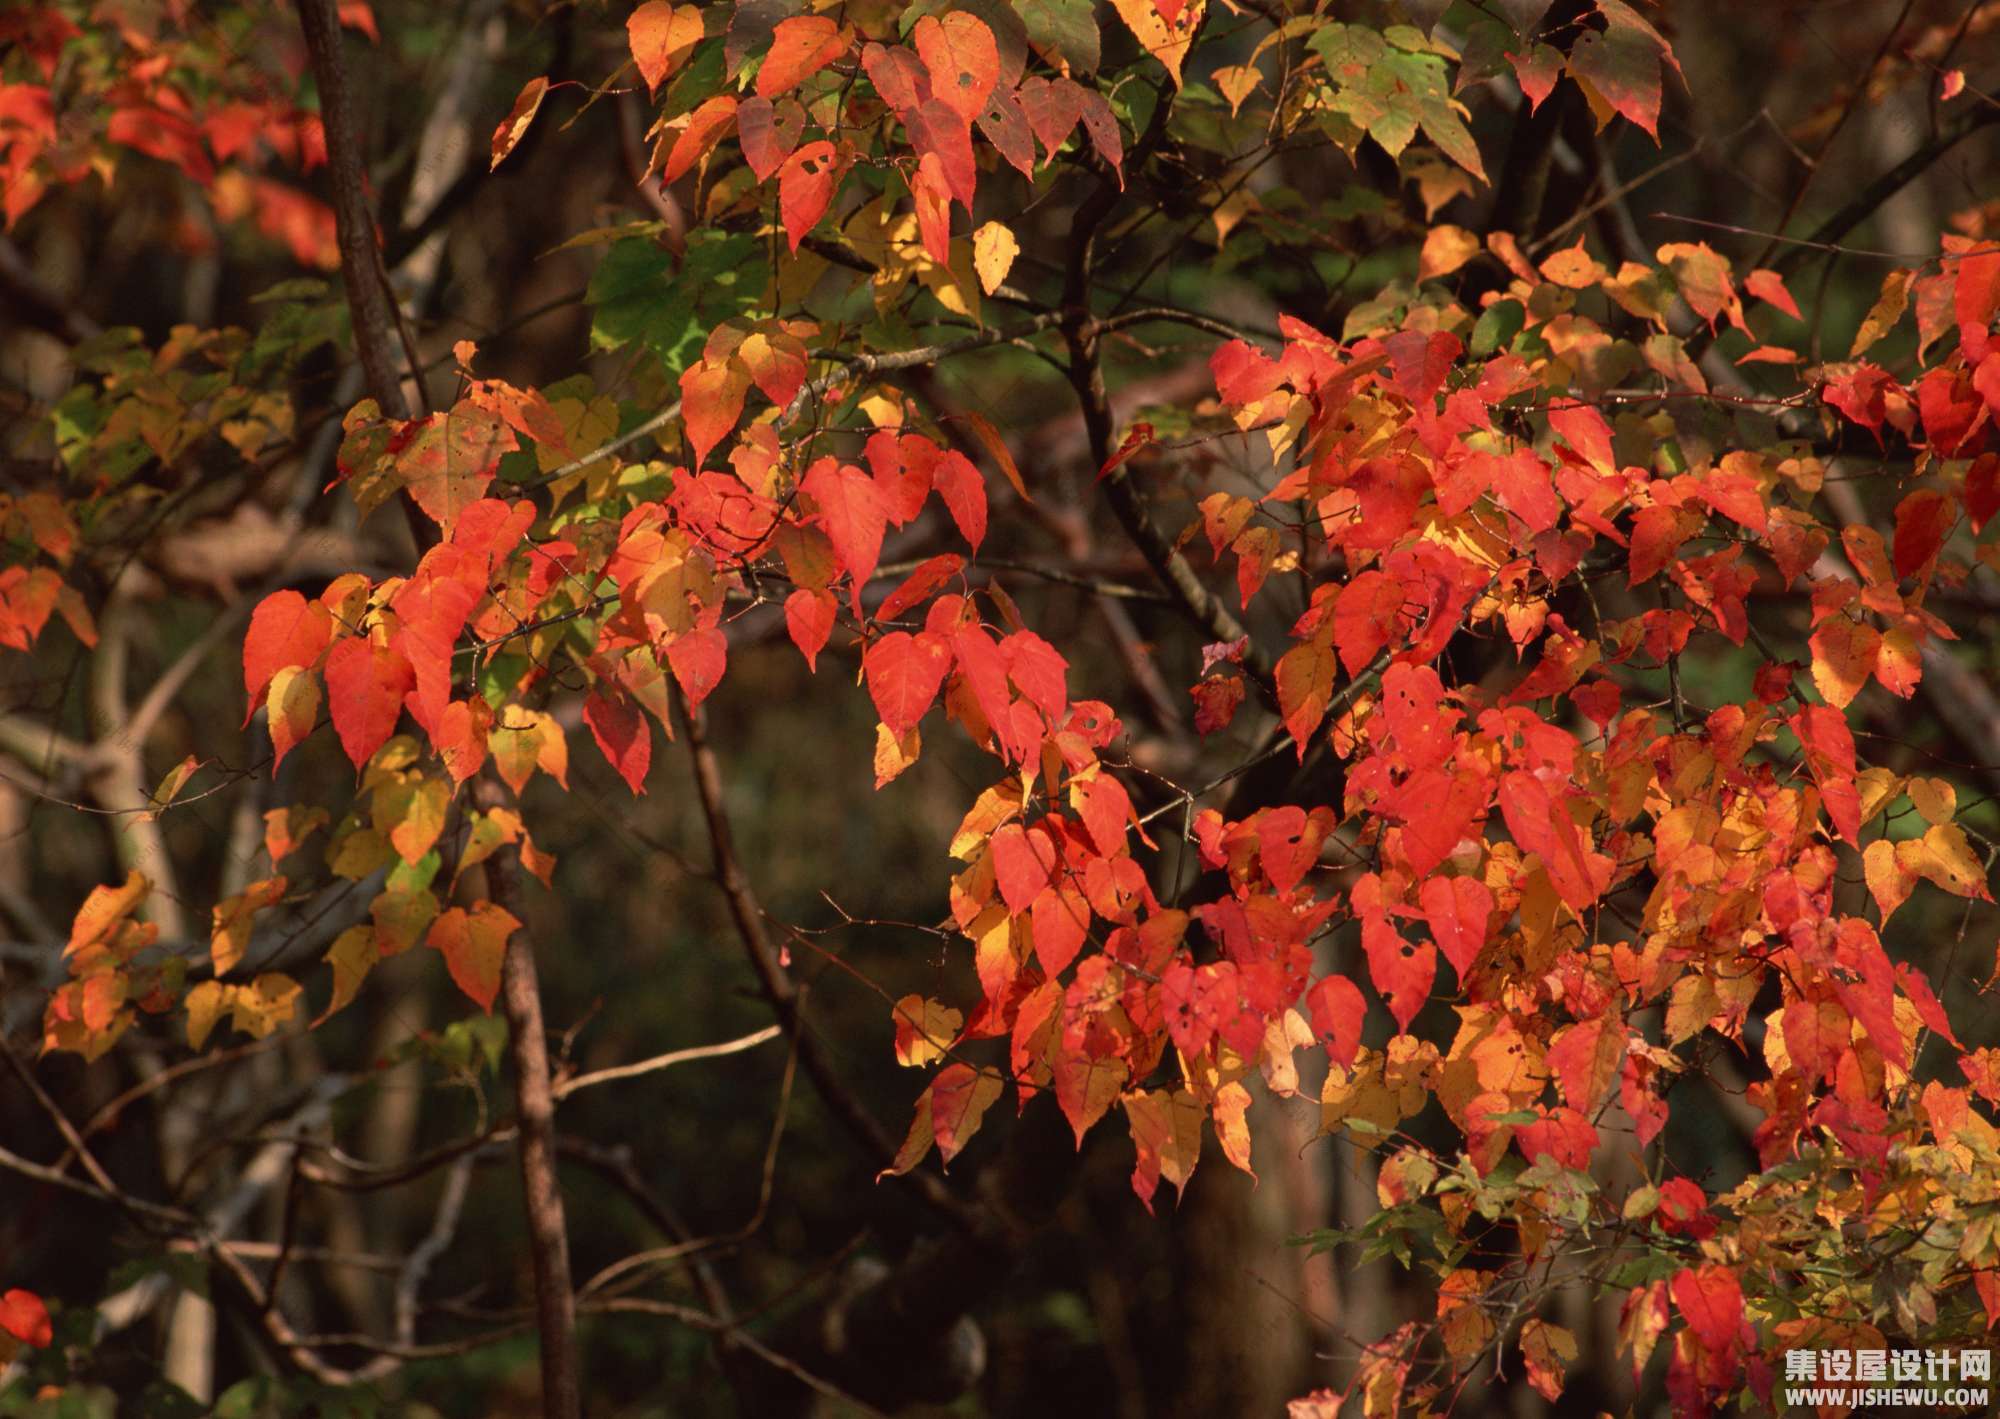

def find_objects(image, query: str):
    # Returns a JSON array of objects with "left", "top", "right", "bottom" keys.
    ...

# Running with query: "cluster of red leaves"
[{"left": 0, "top": 2, "right": 353, "bottom": 263}]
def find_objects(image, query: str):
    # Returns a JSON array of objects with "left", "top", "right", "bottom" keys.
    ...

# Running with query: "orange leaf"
[
  {"left": 755, "top": 15, "right": 846, "bottom": 99},
  {"left": 777, "top": 139, "right": 839, "bottom": 252},
  {"left": 427, "top": 902, "right": 520, "bottom": 1013},
  {"left": 490, "top": 76, "right": 547, "bottom": 169},
  {"left": 628, "top": 2, "right": 703, "bottom": 95},
  {"left": 913, "top": 13, "right": 999, "bottom": 125}
]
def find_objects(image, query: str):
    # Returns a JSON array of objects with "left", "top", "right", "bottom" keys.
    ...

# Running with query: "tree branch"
[
  {"left": 474, "top": 772, "right": 582, "bottom": 1419},
  {"left": 297, "top": 0, "right": 411, "bottom": 420}
]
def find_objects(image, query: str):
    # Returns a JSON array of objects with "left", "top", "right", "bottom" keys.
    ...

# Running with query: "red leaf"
[
  {"left": 904, "top": 101, "right": 977, "bottom": 208},
  {"left": 244, "top": 589, "right": 331, "bottom": 722},
  {"left": 1362, "top": 914, "right": 1435, "bottom": 1034},
  {"left": 1073, "top": 88, "right": 1124, "bottom": 186},
  {"left": 864, "top": 630, "right": 951, "bottom": 736},
  {"left": 990, "top": 822, "right": 1057, "bottom": 914},
  {"left": 1506, "top": 44, "right": 1563, "bottom": 110},
  {"left": 802, "top": 459, "right": 886, "bottom": 611},
  {"left": 931, "top": 449, "right": 988, "bottom": 550},
  {"left": 1333, "top": 571, "right": 1404, "bottom": 676},
  {"left": 911, "top": 151, "right": 955, "bottom": 262},
  {"left": 665, "top": 627, "right": 727, "bottom": 709},
  {"left": 1031, "top": 885, "right": 1089, "bottom": 975},
  {"left": 584, "top": 690, "right": 651, "bottom": 794},
  {"left": 1419, "top": 873, "right": 1492, "bottom": 977},
  {"left": 1256, "top": 805, "right": 1314, "bottom": 895},
  {"left": 877, "top": 553, "right": 964, "bottom": 622},
  {"left": 1305, "top": 975, "right": 1366, "bottom": 1069},
  {"left": 1791, "top": 704, "right": 1861, "bottom": 845},
  {"left": 862, "top": 42, "right": 931, "bottom": 113},
  {"left": 0, "top": 1289, "right": 51, "bottom": 1348},
  {"left": 1891, "top": 488, "right": 1952, "bottom": 577},
  {"left": 323, "top": 637, "right": 413, "bottom": 770},
  {"left": 735, "top": 96, "right": 802, "bottom": 182},
  {"left": 1670, "top": 1264, "right": 1742, "bottom": 1355},
  {"left": 1080, "top": 774, "right": 1131, "bottom": 858},
  {"left": 1000, "top": 629, "right": 1068, "bottom": 720},
  {"left": 1956, "top": 243, "right": 2000, "bottom": 360},
  {"left": 1275, "top": 638, "right": 1336, "bottom": 753},
  {"left": 756, "top": 15, "right": 845, "bottom": 99},
  {"left": 1744, "top": 268, "right": 1801, "bottom": 320},
  {"left": 1548, "top": 399, "right": 1615, "bottom": 475},
  {"left": 1016, "top": 76, "right": 1085, "bottom": 160},
  {"left": 777, "top": 139, "right": 840, "bottom": 252},
  {"left": 913, "top": 12, "right": 999, "bottom": 125},
  {"left": 977, "top": 85, "right": 1036, "bottom": 181},
  {"left": 784, "top": 588, "right": 836, "bottom": 670}
]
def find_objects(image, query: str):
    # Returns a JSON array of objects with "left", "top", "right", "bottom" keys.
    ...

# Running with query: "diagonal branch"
[{"left": 674, "top": 686, "right": 988, "bottom": 1238}]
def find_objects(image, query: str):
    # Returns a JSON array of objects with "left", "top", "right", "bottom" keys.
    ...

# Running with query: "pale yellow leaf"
[{"left": 971, "top": 221, "right": 1018, "bottom": 296}]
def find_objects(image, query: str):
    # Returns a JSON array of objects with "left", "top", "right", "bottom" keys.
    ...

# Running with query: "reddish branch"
[
  {"left": 296, "top": 0, "right": 409, "bottom": 422},
  {"left": 476, "top": 774, "right": 583, "bottom": 1419},
  {"left": 675, "top": 688, "right": 987, "bottom": 1237},
  {"left": 299, "top": 2, "right": 578, "bottom": 1408}
]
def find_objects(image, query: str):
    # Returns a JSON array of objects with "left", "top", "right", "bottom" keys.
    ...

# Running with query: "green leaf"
[{"left": 1471, "top": 299, "right": 1525, "bottom": 356}]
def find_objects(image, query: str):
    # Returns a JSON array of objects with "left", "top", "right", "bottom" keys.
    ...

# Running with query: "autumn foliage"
[{"left": 4, "top": 0, "right": 2000, "bottom": 1414}]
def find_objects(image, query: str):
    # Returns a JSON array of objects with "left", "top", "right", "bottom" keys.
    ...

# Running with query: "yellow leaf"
[
  {"left": 891, "top": 993, "right": 962, "bottom": 1067},
  {"left": 873, "top": 720, "right": 922, "bottom": 788},
  {"left": 1865, "top": 839, "right": 1918, "bottom": 922},
  {"left": 971, "top": 221, "right": 1018, "bottom": 295},
  {"left": 1418, "top": 224, "right": 1479, "bottom": 281},
  {"left": 1908, "top": 776, "right": 1957, "bottom": 826},
  {"left": 210, "top": 877, "right": 288, "bottom": 977},
  {"left": 1213, "top": 62, "right": 1260, "bottom": 116},
  {"left": 1106, "top": 0, "right": 1205, "bottom": 88},
  {"left": 1211, "top": 1081, "right": 1254, "bottom": 1178},
  {"left": 373, "top": 773, "right": 450, "bottom": 866},
  {"left": 1856, "top": 766, "right": 1904, "bottom": 826},
  {"left": 186, "top": 980, "right": 228, "bottom": 1051},
  {"left": 1905, "top": 823, "right": 1991, "bottom": 900},
  {"left": 1124, "top": 1086, "right": 1205, "bottom": 1205},
  {"left": 266, "top": 665, "right": 320, "bottom": 769},
  {"left": 320, "top": 924, "right": 377, "bottom": 1021},
  {"left": 228, "top": 973, "right": 303, "bottom": 1039},
  {"left": 1850, "top": 268, "right": 1912, "bottom": 357},
  {"left": 141, "top": 755, "right": 201, "bottom": 823},
  {"left": 1809, "top": 616, "right": 1879, "bottom": 709}
]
